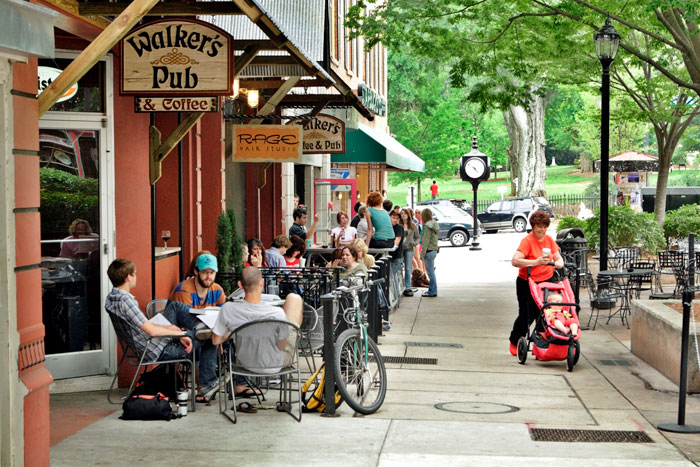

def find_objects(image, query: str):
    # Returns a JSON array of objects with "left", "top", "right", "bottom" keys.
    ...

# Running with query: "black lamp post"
[{"left": 594, "top": 17, "right": 620, "bottom": 272}]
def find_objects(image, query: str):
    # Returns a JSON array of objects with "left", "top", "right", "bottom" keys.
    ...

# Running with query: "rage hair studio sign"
[
  {"left": 231, "top": 125, "right": 303, "bottom": 163},
  {"left": 121, "top": 19, "right": 233, "bottom": 96}
]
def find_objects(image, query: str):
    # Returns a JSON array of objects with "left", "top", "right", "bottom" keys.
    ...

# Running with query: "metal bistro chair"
[
  {"left": 628, "top": 260, "right": 655, "bottom": 299},
  {"left": 651, "top": 250, "right": 686, "bottom": 299},
  {"left": 298, "top": 302, "right": 323, "bottom": 373},
  {"left": 145, "top": 298, "right": 168, "bottom": 319},
  {"left": 609, "top": 246, "right": 640, "bottom": 270},
  {"left": 585, "top": 273, "right": 625, "bottom": 330},
  {"left": 106, "top": 310, "right": 196, "bottom": 411},
  {"left": 218, "top": 319, "right": 302, "bottom": 424}
]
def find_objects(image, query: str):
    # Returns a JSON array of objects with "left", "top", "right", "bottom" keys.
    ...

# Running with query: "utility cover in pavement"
[
  {"left": 435, "top": 401, "right": 519, "bottom": 414},
  {"left": 405, "top": 342, "right": 463, "bottom": 348},
  {"left": 529, "top": 428, "right": 653, "bottom": 443},
  {"left": 383, "top": 356, "right": 438, "bottom": 365},
  {"left": 599, "top": 359, "right": 634, "bottom": 366}
]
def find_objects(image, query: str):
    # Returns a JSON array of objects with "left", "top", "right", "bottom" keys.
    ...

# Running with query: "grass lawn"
[
  {"left": 648, "top": 169, "right": 700, "bottom": 186},
  {"left": 387, "top": 165, "right": 596, "bottom": 203}
]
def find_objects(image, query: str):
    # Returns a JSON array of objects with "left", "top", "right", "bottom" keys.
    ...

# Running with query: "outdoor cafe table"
[{"left": 597, "top": 268, "right": 654, "bottom": 327}]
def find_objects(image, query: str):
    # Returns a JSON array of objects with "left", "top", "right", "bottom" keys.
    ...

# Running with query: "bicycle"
[{"left": 331, "top": 279, "right": 388, "bottom": 415}]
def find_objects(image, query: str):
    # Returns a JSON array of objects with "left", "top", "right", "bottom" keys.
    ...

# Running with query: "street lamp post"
[{"left": 594, "top": 17, "right": 620, "bottom": 272}]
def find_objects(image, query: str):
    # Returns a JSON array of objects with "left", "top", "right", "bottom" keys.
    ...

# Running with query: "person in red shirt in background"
[
  {"left": 508, "top": 210, "right": 564, "bottom": 356},
  {"left": 429, "top": 180, "right": 439, "bottom": 199}
]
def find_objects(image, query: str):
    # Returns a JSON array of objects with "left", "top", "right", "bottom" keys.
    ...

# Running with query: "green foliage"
[
  {"left": 664, "top": 204, "right": 700, "bottom": 239},
  {"left": 557, "top": 217, "right": 585, "bottom": 231},
  {"left": 227, "top": 209, "right": 244, "bottom": 272},
  {"left": 40, "top": 168, "right": 98, "bottom": 194},
  {"left": 215, "top": 212, "right": 232, "bottom": 270},
  {"left": 583, "top": 173, "right": 616, "bottom": 199},
  {"left": 668, "top": 170, "right": 700, "bottom": 187},
  {"left": 583, "top": 206, "right": 666, "bottom": 253}
]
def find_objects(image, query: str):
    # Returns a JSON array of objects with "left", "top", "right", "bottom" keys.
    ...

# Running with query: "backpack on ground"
[
  {"left": 120, "top": 393, "right": 177, "bottom": 421},
  {"left": 301, "top": 363, "right": 343, "bottom": 413},
  {"left": 132, "top": 363, "right": 185, "bottom": 401}
]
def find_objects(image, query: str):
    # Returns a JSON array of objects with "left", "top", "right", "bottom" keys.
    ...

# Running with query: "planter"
[{"left": 631, "top": 300, "right": 700, "bottom": 393}]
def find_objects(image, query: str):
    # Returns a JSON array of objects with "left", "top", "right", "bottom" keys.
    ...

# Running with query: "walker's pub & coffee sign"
[
  {"left": 121, "top": 19, "right": 233, "bottom": 96},
  {"left": 231, "top": 124, "right": 303, "bottom": 163},
  {"left": 134, "top": 97, "right": 219, "bottom": 112},
  {"left": 302, "top": 114, "right": 345, "bottom": 154}
]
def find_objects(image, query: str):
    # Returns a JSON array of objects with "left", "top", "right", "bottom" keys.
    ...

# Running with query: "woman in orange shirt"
[{"left": 508, "top": 210, "right": 564, "bottom": 356}]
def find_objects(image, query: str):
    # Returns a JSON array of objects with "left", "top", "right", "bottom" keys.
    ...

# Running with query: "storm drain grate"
[
  {"left": 599, "top": 359, "right": 634, "bottom": 367},
  {"left": 383, "top": 356, "right": 438, "bottom": 365},
  {"left": 530, "top": 428, "right": 653, "bottom": 443},
  {"left": 405, "top": 342, "right": 463, "bottom": 349}
]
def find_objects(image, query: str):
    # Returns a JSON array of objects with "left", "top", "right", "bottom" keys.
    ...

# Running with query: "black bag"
[
  {"left": 132, "top": 364, "right": 185, "bottom": 400},
  {"left": 120, "top": 393, "right": 177, "bottom": 421}
]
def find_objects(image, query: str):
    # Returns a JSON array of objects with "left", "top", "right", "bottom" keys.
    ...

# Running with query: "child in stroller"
[{"left": 516, "top": 267, "right": 582, "bottom": 372}]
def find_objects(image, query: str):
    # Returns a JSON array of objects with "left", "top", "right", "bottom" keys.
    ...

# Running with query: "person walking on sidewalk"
[
  {"left": 420, "top": 208, "right": 439, "bottom": 297},
  {"left": 429, "top": 180, "right": 439, "bottom": 200},
  {"left": 508, "top": 210, "right": 564, "bottom": 356}
]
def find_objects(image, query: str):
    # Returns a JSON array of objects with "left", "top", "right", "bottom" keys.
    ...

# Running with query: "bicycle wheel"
[{"left": 334, "top": 328, "right": 387, "bottom": 415}]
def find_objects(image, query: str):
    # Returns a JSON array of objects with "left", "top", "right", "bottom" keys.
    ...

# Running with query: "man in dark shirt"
[
  {"left": 382, "top": 199, "right": 393, "bottom": 213},
  {"left": 389, "top": 211, "right": 411, "bottom": 296},
  {"left": 288, "top": 207, "right": 319, "bottom": 242},
  {"left": 350, "top": 201, "right": 363, "bottom": 228}
]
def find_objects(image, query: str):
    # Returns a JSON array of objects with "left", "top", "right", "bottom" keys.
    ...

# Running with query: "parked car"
[
  {"left": 416, "top": 198, "right": 473, "bottom": 215},
  {"left": 477, "top": 196, "right": 553, "bottom": 233},
  {"left": 428, "top": 204, "right": 481, "bottom": 247}
]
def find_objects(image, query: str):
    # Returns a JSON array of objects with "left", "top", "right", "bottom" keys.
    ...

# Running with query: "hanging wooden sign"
[
  {"left": 121, "top": 19, "right": 233, "bottom": 96},
  {"left": 302, "top": 114, "right": 345, "bottom": 154},
  {"left": 231, "top": 124, "right": 303, "bottom": 163},
  {"left": 134, "top": 97, "right": 219, "bottom": 112}
]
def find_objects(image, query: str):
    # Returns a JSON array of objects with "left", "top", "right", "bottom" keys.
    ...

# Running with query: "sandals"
[
  {"left": 195, "top": 394, "right": 214, "bottom": 404},
  {"left": 233, "top": 388, "right": 263, "bottom": 399},
  {"left": 236, "top": 402, "right": 257, "bottom": 414}
]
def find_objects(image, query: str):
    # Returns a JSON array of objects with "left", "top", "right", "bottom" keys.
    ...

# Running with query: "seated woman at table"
[
  {"left": 331, "top": 211, "right": 358, "bottom": 247},
  {"left": 283, "top": 235, "right": 306, "bottom": 267},
  {"left": 59, "top": 218, "right": 99, "bottom": 258},
  {"left": 245, "top": 238, "right": 268, "bottom": 267},
  {"left": 350, "top": 238, "right": 375, "bottom": 270},
  {"left": 329, "top": 247, "right": 344, "bottom": 268},
  {"left": 365, "top": 192, "right": 395, "bottom": 249},
  {"left": 339, "top": 246, "right": 368, "bottom": 280}
]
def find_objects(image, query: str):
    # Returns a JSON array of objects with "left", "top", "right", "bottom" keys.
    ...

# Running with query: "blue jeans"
[
  {"left": 424, "top": 250, "right": 437, "bottom": 296},
  {"left": 160, "top": 301, "right": 217, "bottom": 392},
  {"left": 403, "top": 249, "right": 414, "bottom": 289},
  {"left": 391, "top": 257, "right": 404, "bottom": 294}
]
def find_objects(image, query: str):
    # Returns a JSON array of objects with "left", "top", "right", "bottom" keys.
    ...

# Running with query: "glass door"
[{"left": 39, "top": 121, "right": 114, "bottom": 379}]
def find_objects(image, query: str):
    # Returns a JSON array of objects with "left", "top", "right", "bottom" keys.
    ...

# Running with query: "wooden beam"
[
  {"left": 239, "top": 79, "right": 328, "bottom": 90},
  {"left": 154, "top": 112, "right": 205, "bottom": 163},
  {"left": 38, "top": 0, "right": 160, "bottom": 116},
  {"left": 149, "top": 126, "right": 163, "bottom": 185},
  {"left": 308, "top": 98, "right": 331, "bottom": 118},
  {"left": 79, "top": 1, "right": 243, "bottom": 16},
  {"left": 234, "top": 45, "right": 262, "bottom": 78},
  {"left": 249, "top": 56, "right": 298, "bottom": 66},
  {"left": 234, "top": 40, "right": 277, "bottom": 51},
  {"left": 252, "top": 76, "right": 301, "bottom": 123},
  {"left": 38, "top": 0, "right": 109, "bottom": 40}
]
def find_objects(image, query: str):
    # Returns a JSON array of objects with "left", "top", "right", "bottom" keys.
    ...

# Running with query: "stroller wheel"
[
  {"left": 567, "top": 344, "right": 576, "bottom": 372},
  {"left": 573, "top": 340, "right": 581, "bottom": 365},
  {"left": 517, "top": 337, "right": 528, "bottom": 364}
]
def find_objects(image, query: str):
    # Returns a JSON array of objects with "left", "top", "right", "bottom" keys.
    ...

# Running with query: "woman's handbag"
[{"left": 120, "top": 393, "right": 177, "bottom": 421}]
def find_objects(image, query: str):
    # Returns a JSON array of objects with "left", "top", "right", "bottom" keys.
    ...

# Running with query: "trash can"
[{"left": 556, "top": 228, "right": 588, "bottom": 275}]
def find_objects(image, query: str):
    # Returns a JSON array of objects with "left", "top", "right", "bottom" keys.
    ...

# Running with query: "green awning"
[{"left": 331, "top": 124, "right": 425, "bottom": 172}]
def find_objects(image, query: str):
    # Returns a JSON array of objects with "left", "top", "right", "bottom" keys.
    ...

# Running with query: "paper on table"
[
  {"left": 189, "top": 306, "right": 220, "bottom": 315},
  {"left": 149, "top": 313, "right": 172, "bottom": 326}
]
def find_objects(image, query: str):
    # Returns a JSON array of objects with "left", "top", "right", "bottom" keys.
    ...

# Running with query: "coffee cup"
[{"left": 542, "top": 248, "right": 551, "bottom": 259}]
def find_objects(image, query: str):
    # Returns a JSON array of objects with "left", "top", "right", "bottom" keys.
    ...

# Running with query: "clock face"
[{"left": 465, "top": 157, "right": 486, "bottom": 178}]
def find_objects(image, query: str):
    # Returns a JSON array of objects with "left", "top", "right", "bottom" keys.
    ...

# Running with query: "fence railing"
[{"left": 475, "top": 194, "right": 615, "bottom": 218}]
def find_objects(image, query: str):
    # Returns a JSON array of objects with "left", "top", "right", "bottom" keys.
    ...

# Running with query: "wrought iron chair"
[
  {"left": 145, "top": 298, "right": 168, "bottom": 319},
  {"left": 651, "top": 250, "right": 685, "bottom": 299},
  {"left": 585, "top": 273, "right": 625, "bottom": 330},
  {"left": 106, "top": 309, "right": 196, "bottom": 411},
  {"left": 217, "top": 319, "right": 302, "bottom": 423},
  {"left": 628, "top": 260, "right": 655, "bottom": 299},
  {"left": 298, "top": 302, "right": 323, "bottom": 373},
  {"left": 609, "top": 246, "right": 641, "bottom": 270}
]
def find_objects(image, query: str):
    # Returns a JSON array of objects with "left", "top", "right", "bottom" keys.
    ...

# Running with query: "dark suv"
[{"left": 477, "top": 196, "right": 553, "bottom": 233}]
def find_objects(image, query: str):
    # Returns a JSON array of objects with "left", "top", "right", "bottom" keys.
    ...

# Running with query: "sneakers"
[
  {"left": 509, "top": 343, "right": 517, "bottom": 356},
  {"left": 382, "top": 320, "right": 391, "bottom": 331},
  {"left": 402, "top": 289, "right": 414, "bottom": 297},
  {"left": 194, "top": 324, "right": 212, "bottom": 340}
]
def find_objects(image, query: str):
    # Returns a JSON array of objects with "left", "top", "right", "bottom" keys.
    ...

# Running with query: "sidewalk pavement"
[{"left": 50, "top": 260, "right": 700, "bottom": 465}]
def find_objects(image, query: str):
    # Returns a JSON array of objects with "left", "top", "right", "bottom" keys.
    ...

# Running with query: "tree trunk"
[
  {"left": 503, "top": 111, "right": 519, "bottom": 196},
  {"left": 653, "top": 128, "right": 674, "bottom": 226},
  {"left": 503, "top": 92, "right": 550, "bottom": 197}
]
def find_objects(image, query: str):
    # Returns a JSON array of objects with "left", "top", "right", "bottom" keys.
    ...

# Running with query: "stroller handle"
[{"left": 527, "top": 262, "right": 557, "bottom": 277}]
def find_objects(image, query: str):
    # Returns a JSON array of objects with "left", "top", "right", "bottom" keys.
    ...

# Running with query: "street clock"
[{"left": 460, "top": 138, "right": 490, "bottom": 182}]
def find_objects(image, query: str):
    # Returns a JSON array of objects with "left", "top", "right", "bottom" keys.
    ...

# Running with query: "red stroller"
[{"left": 517, "top": 265, "right": 582, "bottom": 372}]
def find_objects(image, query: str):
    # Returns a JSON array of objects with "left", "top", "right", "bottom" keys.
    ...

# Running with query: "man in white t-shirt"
[{"left": 212, "top": 267, "right": 302, "bottom": 381}]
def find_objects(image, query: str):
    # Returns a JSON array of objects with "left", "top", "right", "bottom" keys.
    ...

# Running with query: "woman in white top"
[
  {"left": 356, "top": 206, "right": 370, "bottom": 241},
  {"left": 331, "top": 211, "right": 357, "bottom": 247}
]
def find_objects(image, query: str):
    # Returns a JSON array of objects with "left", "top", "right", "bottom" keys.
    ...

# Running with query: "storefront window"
[{"left": 38, "top": 58, "right": 105, "bottom": 113}]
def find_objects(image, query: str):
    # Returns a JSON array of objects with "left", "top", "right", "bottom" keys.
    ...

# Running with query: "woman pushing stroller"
[{"left": 508, "top": 210, "right": 564, "bottom": 356}]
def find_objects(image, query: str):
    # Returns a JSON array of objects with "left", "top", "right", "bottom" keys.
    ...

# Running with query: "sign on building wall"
[
  {"left": 134, "top": 97, "right": 219, "bottom": 112},
  {"left": 121, "top": 19, "right": 233, "bottom": 96},
  {"left": 231, "top": 124, "right": 303, "bottom": 163},
  {"left": 358, "top": 83, "right": 386, "bottom": 116},
  {"left": 302, "top": 114, "right": 345, "bottom": 154}
]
